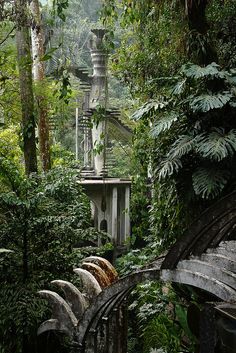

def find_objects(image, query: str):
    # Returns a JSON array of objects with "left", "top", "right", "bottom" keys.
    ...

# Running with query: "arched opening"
[{"left": 100, "top": 219, "right": 108, "bottom": 233}]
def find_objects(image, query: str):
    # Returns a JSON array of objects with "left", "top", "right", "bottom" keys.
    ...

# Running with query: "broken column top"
[{"left": 89, "top": 28, "right": 108, "bottom": 50}]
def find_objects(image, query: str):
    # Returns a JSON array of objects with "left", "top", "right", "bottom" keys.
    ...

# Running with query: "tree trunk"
[
  {"left": 30, "top": 0, "right": 51, "bottom": 171},
  {"left": 15, "top": 0, "right": 38, "bottom": 175},
  {"left": 184, "top": 0, "right": 218, "bottom": 65}
]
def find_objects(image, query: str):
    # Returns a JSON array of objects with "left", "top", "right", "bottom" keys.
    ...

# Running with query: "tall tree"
[
  {"left": 15, "top": 0, "right": 37, "bottom": 175},
  {"left": 183, "top": 0, "right": 218, "bottom": 64},
  {"left": 30, "top": 0, "right": 51, "bottom": 171}
]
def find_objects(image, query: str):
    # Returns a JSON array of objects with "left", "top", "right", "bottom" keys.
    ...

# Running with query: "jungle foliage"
[
  {"left": 0, "top": 0, "right": 236, "bottom": 353},
  {"left": 101, "top": 0, "right": 236, "bottom": 239},
  {"left": 136, "top": 63, "right": 236, "bottom": 200},
  {"left": 101, "top": 1, "right": 236, "bottom": 352},
  {"left": 0, "top": 2, "right": 112, "bottom": 353},
  {"left": 0, "top": 166, "right": 111, "bottom": 353}
]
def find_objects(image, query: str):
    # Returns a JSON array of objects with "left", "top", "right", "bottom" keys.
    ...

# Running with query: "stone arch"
[
  {"left": 162, "top": 191, "right": 236, "bottom": 269},
  {"left": 76, "top": 246, "right": 236, "bottom": 351},
  {"left": 38, "top": 192, "right": 236, "bottom": 353}
]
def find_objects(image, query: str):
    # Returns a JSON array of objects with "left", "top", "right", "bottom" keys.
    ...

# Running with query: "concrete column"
[
  {"left": 112, "top": 187, "right": 118, "bottom": 243},
  {"left": 75, "top": 106, "right": 79, "bottom": 160},
  {"left": 124, "top": 186, "right": 130, "bottom": 241},
  {"left": 83, "top": 119, "right": 90, "bottom": 168},
  {"left": 92, "top": 122, "right": 105, "bottom": 174},
  {"left": 89, "top": 29, "right": 107, "bottom": 176}
]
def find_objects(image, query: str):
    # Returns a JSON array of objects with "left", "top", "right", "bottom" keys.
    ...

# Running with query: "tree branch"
[{"left": 0, "top": 26, "right": 16, "bottom": 46}]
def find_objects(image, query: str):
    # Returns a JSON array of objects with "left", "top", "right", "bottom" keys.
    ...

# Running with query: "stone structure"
[
  {"left": 70, "top": 29, "right": 132, "bottom": 246},
  {"left": 80, "top": 178, "right": 131, "bottom": 246},
  {"left": 38, "top": 191, "right": 236, "bottom": 353}
]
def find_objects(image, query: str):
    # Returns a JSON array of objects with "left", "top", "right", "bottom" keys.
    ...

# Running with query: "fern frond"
[
  {"left": 157, "top": 158, "right": 182, "bottom": 180},
  {"left": 197, "top": 128, "right": 236, "bottom": 161},
  {"left": 151, "top": 112, "right": 180, "bottom": 137},
  {"left": 192, "top": 167, "right": 230, "bottom": 199},
  {"left": 190, "top": 92, "right": 233, "bottom": 113},
  {"left": 168, "top": 134, "right": 195, "bottom": 159}
]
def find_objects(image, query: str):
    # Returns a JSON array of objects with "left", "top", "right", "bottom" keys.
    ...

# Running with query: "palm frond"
[
  {"left": 157, "top": 158, "right": 182, "bottom": 180},
  {"left": 192, "top": 167, "right": 230, "bottom": 199},
  {"left": 190, "top": 92, "right": 233, "bottom": 113},
  {"left": 196, "top": 128, "right": 236, "bottom": 161},
  {"left": 168, "top": 134, "right": 195, "bottom": 159},
  {"left": 151, "top": 112, "right": 180, "bottom": 137}
]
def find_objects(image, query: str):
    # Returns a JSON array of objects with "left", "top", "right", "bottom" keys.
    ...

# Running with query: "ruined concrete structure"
[
  {"left": 80, "top": 178, "right": 130, "bottom": 246},
  {"left": 71, "top": 29, "right": 132, "bottom": 246},
  {"left": 38, "top": 191, "right": 236, "bottom": 353}
]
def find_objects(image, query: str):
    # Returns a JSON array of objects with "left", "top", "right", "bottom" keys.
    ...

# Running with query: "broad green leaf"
[
  {"left": 226, "top": 70, "right": 236, "bottom": 85},
  {"left": 41, "top": 46, "right": 61, "bottom": 62},
  {"left": 132, "top": 98, "right": 169, "bottom": 120},
  {"left": 151, "top": 112, "right": 180, "bottom": 137},
  {"left": 182, "top": 62, "right": 225, "bottom": 79},
  {"left": 229, "top": 101, "right": 236, "bottom": 108},
  {"left": 168, "top": 134, "right": 195, "bottom": 158},
  {"left": 192, "top": 167, "right": 230, "bottom": 199},
  {"left": 157, "top": 158, "right": 182, "bottom": 179},
  {"left": 196, "top": 128, "right": 236, "bottom": 161},
  {"left": 190, "top": 92, "right": 233, "bottom": 113},
  {"left": 171, "top": 78, "right": 187, "bottom": 95},
  {"left": 175, "top": 304, "right": 194, "bottom": 340}
]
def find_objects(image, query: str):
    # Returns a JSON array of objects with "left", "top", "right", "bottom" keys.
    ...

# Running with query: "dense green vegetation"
[
  {"left": 101, "top": 1, "right": 236, "bottom": 352},
  {"left": 0, "top": 0, "right": 236, "bottom": 352}
]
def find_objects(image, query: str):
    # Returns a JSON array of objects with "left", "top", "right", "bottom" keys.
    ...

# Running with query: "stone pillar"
[
  {"left": 112, "top": 187, "right": 118, "bottom": 243},
  {"left": 89, "top": 29, "right": 108, "bottom": 176},
  {"left": 124, "top": 186, "right": 130, "bottom": 241},
  {"left": 83, "top": 118, "right": 90, "bottom": 169},
  {"left": 75, "top": 104, "right": 79, "bottom": 160}
]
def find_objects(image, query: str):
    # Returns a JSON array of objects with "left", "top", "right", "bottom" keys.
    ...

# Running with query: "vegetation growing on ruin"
[{"left": 0, "top": 0, "right": 236, "bottom": 352}]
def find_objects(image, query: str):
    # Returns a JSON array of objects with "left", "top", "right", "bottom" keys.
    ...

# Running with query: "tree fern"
[
  {"left": 167, "top": 134, "right": 195, "bottom": 159},
  {"left": 157, "top": 158, "right": 182, "bottom": 180},
  {"left": 151, "top": 112, "right": 180, "bottom": 137},
  {"left": 192, "top": 167, "right": 230, "bottom": 199},
  {"left": 190, "top": 92, "right": 233, "bottom": 113},
  {"left": 197, "top": 128, "right": 236, "bottom": 161}
]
